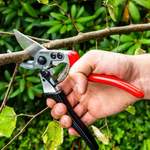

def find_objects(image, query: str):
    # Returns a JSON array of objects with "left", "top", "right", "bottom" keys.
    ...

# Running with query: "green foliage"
[
  {"left": 125, "top": 105, "right": 136, "bottom": 115},
  {"left": 110, "top": 32, "right": 150, "bottom": 54},
  {"left": 0, "top": 68, "right": 42, "bottom": 101},
  {"left": 0, "top": 106, "right": 17, "bottom": 138},
  {"left": 128, "top": 1, "right": 141, "bottom": 23},
  {"left": 0, "top": 0, "right": 150, "bottom": 150},
  {"left": 133, "top": 0, "right": 150, "bottom": 9},
  {"left": 42, "top": 121, "right": 63, "bottom": 150},
  {"left": 106, "top": 0, "right": 150, "bottom": 23}
]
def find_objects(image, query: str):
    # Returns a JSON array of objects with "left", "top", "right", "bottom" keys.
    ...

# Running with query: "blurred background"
[{"left": 0, "top": 0, "right": 150, "bottom": 149}]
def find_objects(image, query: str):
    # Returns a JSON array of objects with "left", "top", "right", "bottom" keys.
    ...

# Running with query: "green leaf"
[
  {"left": 25, "top": 24, "right": 33, "bottom": 32},
  {"left": 120, "top": 35, "right": 133, "bottom": 42},
  {"left": 19, "top": 79, "right": 25, "bottom": 92},
  {"left": 107, "top": 4, "right": 117, "bottom": 22},
  {"left": 94, "top": 7, "right": 105, "bottom": 18},
  {"left": 2, "top": 9, "right": 13, "bottom": 14},
  {"left": 140, "top": 39, "right": 150, "bottom": 45},
  {"left": 113, "top": 42, "right": 133, "bottom": 52},
  {"left": 132, "top": 0, "right": 150, "bottom": 9},
  {"left": 37, "top": 0, "right": 49, "bottom": 4},
  {"left": 128, "top": 1, "right": 140, "bottom": 23},
  {"left": 125, "top": 105, "right": 136, "bottom": 115},
  {"left": 76, "top": 23, "right": 84, "bottom": 31},
  {"left": 10, "top": 89, "right": 21, "bottom": 98},
  {"left": 77, "top": 16, "right": 94, "bottom": 23},
  {"left": 18, "top": 9, "right": 24, "bottom": 17},
  {"left": 25, "top": 17, "right": 34, "bottom": 22},
  {"left": 111, "top": 35, "right": 120, "bottom": 41},
  {"left": 27, "top": 88, "right": 34, "bottom": 100},
  {"left": 0, "top": 106, "right": 17, "bottom": 137},
  {"left": 0, "top": 82, "right": 7, "bottom": 91},
  {"left": 71, "top": 5, "right": 77, "bottom": 18},
  {"left": 47, "top": 24, "right": 62, "bottom": 34},
  {"left": 32, "top": 85, "right": 43, "bottom": 94},
  {"left": 78, "top": 50, "right": 84, "bottom": 56},
  {"left": 41, "top": 20, "right": 60, "bottom": 26},
  {"left": 77, "top": 6, "right": 84, "bottom": 18},
  {"left": 4, "top": 70, "right": 11, "bottom": 81},
  {"left": 126, "top": 43, "right": 140, "bottom": 55},
  {"left": 114, "top": 128, "right": 125, "bottom": 143},
  {"left": 67, "top": 24, "right": 73, "bottom": 31},
  {"left": 64, "top": 19, "right": 72, "bottom": 24},
  {"left": 61, "top": 1, "right": 68, "bottom": 13},
  {"left": 40, "top": 5, "right": 51, "bottom": 13},
  {"left": 26, "top": 76, "right": 40, "bottom": 83},
  {"left": 60, "top": 25, "right": 67, "bottom": 34},
  {"left": 42, "top": 121, "right": 63, "bottom": 150},
  {"left": 52, "top": 63, "right": 67, "bottom": 80},
  {"left": 22, "top": 2, "right": 38, "bottom": 17},
  {"left": 50, "top": 12, "right": 66, "bottom": 20},
  {"left": 141, "top": 139, "right": 150, "bottom": 150},
  {"left": 15, "top": 18, "right": 21, "bottom": 29},
  {"left": 5, "top": 12, "right": 16, "bottom": 24}
]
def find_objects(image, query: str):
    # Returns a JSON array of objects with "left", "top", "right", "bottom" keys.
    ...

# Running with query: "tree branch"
[
  {"left": 0, "top": 23, "right": 150, "bottom": 66},
  {"left": 43, "top": 23, "right": 150, "bottom": 48},
  {"left": 0, "top": 50, "right": 30, "bottom": 66}
]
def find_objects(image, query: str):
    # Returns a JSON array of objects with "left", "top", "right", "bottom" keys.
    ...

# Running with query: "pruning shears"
[{"left": 14, "top": 30, "right": 144, "bottom": 150}]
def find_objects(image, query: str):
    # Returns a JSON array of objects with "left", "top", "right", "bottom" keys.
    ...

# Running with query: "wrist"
[{"left": 130, "top": 54, "right": 150, "bottom": 100}]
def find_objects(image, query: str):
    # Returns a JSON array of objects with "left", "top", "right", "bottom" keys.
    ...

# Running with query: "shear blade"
[
  {"left": 14, "top": 29, "right": 47, "bottom": 57},
  {"left": 20, "top": 60, "right": 35, "bottom": 70}
]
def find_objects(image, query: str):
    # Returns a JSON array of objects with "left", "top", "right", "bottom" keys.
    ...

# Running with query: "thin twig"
[
  {"left": 16, "top": 113, "right": 34, "bottom": 118},
  {"left": 0, "top": 63, "right": 19, "bottom": 112},
  {"left": 1, "top": 107, "right": 49, "bottom": 150},
  {"left": 96, "top": 40, "right": 98, "bottom": 49},
  {"left": 105, "top": 118, "right": 110, "bottom": 135},
  {"left": 0, "top": 31, "right": 50, "bottom": 43}
]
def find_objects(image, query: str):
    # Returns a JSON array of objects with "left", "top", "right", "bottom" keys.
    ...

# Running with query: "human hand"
[{"left": 46, "top": 50, "right": 147, "bottom": 135}]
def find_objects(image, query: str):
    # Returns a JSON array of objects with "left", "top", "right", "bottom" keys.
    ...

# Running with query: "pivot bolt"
[{"left": 37, "top": 56, "right": 47, "bottom": 65}]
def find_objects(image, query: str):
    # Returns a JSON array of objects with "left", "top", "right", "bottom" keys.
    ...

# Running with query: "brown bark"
[{"left": 0, "top": 23, "right": 150, "bottom": 66}]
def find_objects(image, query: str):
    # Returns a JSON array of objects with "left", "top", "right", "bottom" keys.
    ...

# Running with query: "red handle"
[
  {"left": 67, "top": 51, "right": 144, "bottom": 98},
  {"left": 88, "top": 74, "right": 144, "bottom": 98}
]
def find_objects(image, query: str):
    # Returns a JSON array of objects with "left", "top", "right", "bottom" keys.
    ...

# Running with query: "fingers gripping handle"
[
  {"left": 46, "top": 91, "right": 99, "bottom": 150},
  {"left": 88, "top": 74, "right": 144, "bottom": 98},
  {"left": 67, "top": 51, "right": 144, "bottom": 98}
]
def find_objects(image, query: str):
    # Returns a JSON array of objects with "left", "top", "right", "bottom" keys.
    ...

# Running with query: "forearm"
[{"left": 131, "top": 54, "right": 150, "bottom": 100}]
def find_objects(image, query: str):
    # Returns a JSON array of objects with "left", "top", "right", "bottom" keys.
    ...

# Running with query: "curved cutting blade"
[{"left": 14, "top": 29, "right": 47, "bottom": 56}]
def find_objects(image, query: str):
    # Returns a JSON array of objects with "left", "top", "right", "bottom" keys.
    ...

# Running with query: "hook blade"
[{"left": 14, "top": 30, "right": 47, "bottom": 57}]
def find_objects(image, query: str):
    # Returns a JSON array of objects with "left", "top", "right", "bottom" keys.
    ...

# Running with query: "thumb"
[
  {"left": 69, "top": 73, "right": 88, "bottom": 94},
  {"left": 69, "top": 51, "right": 97, "bottom": 94}
]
